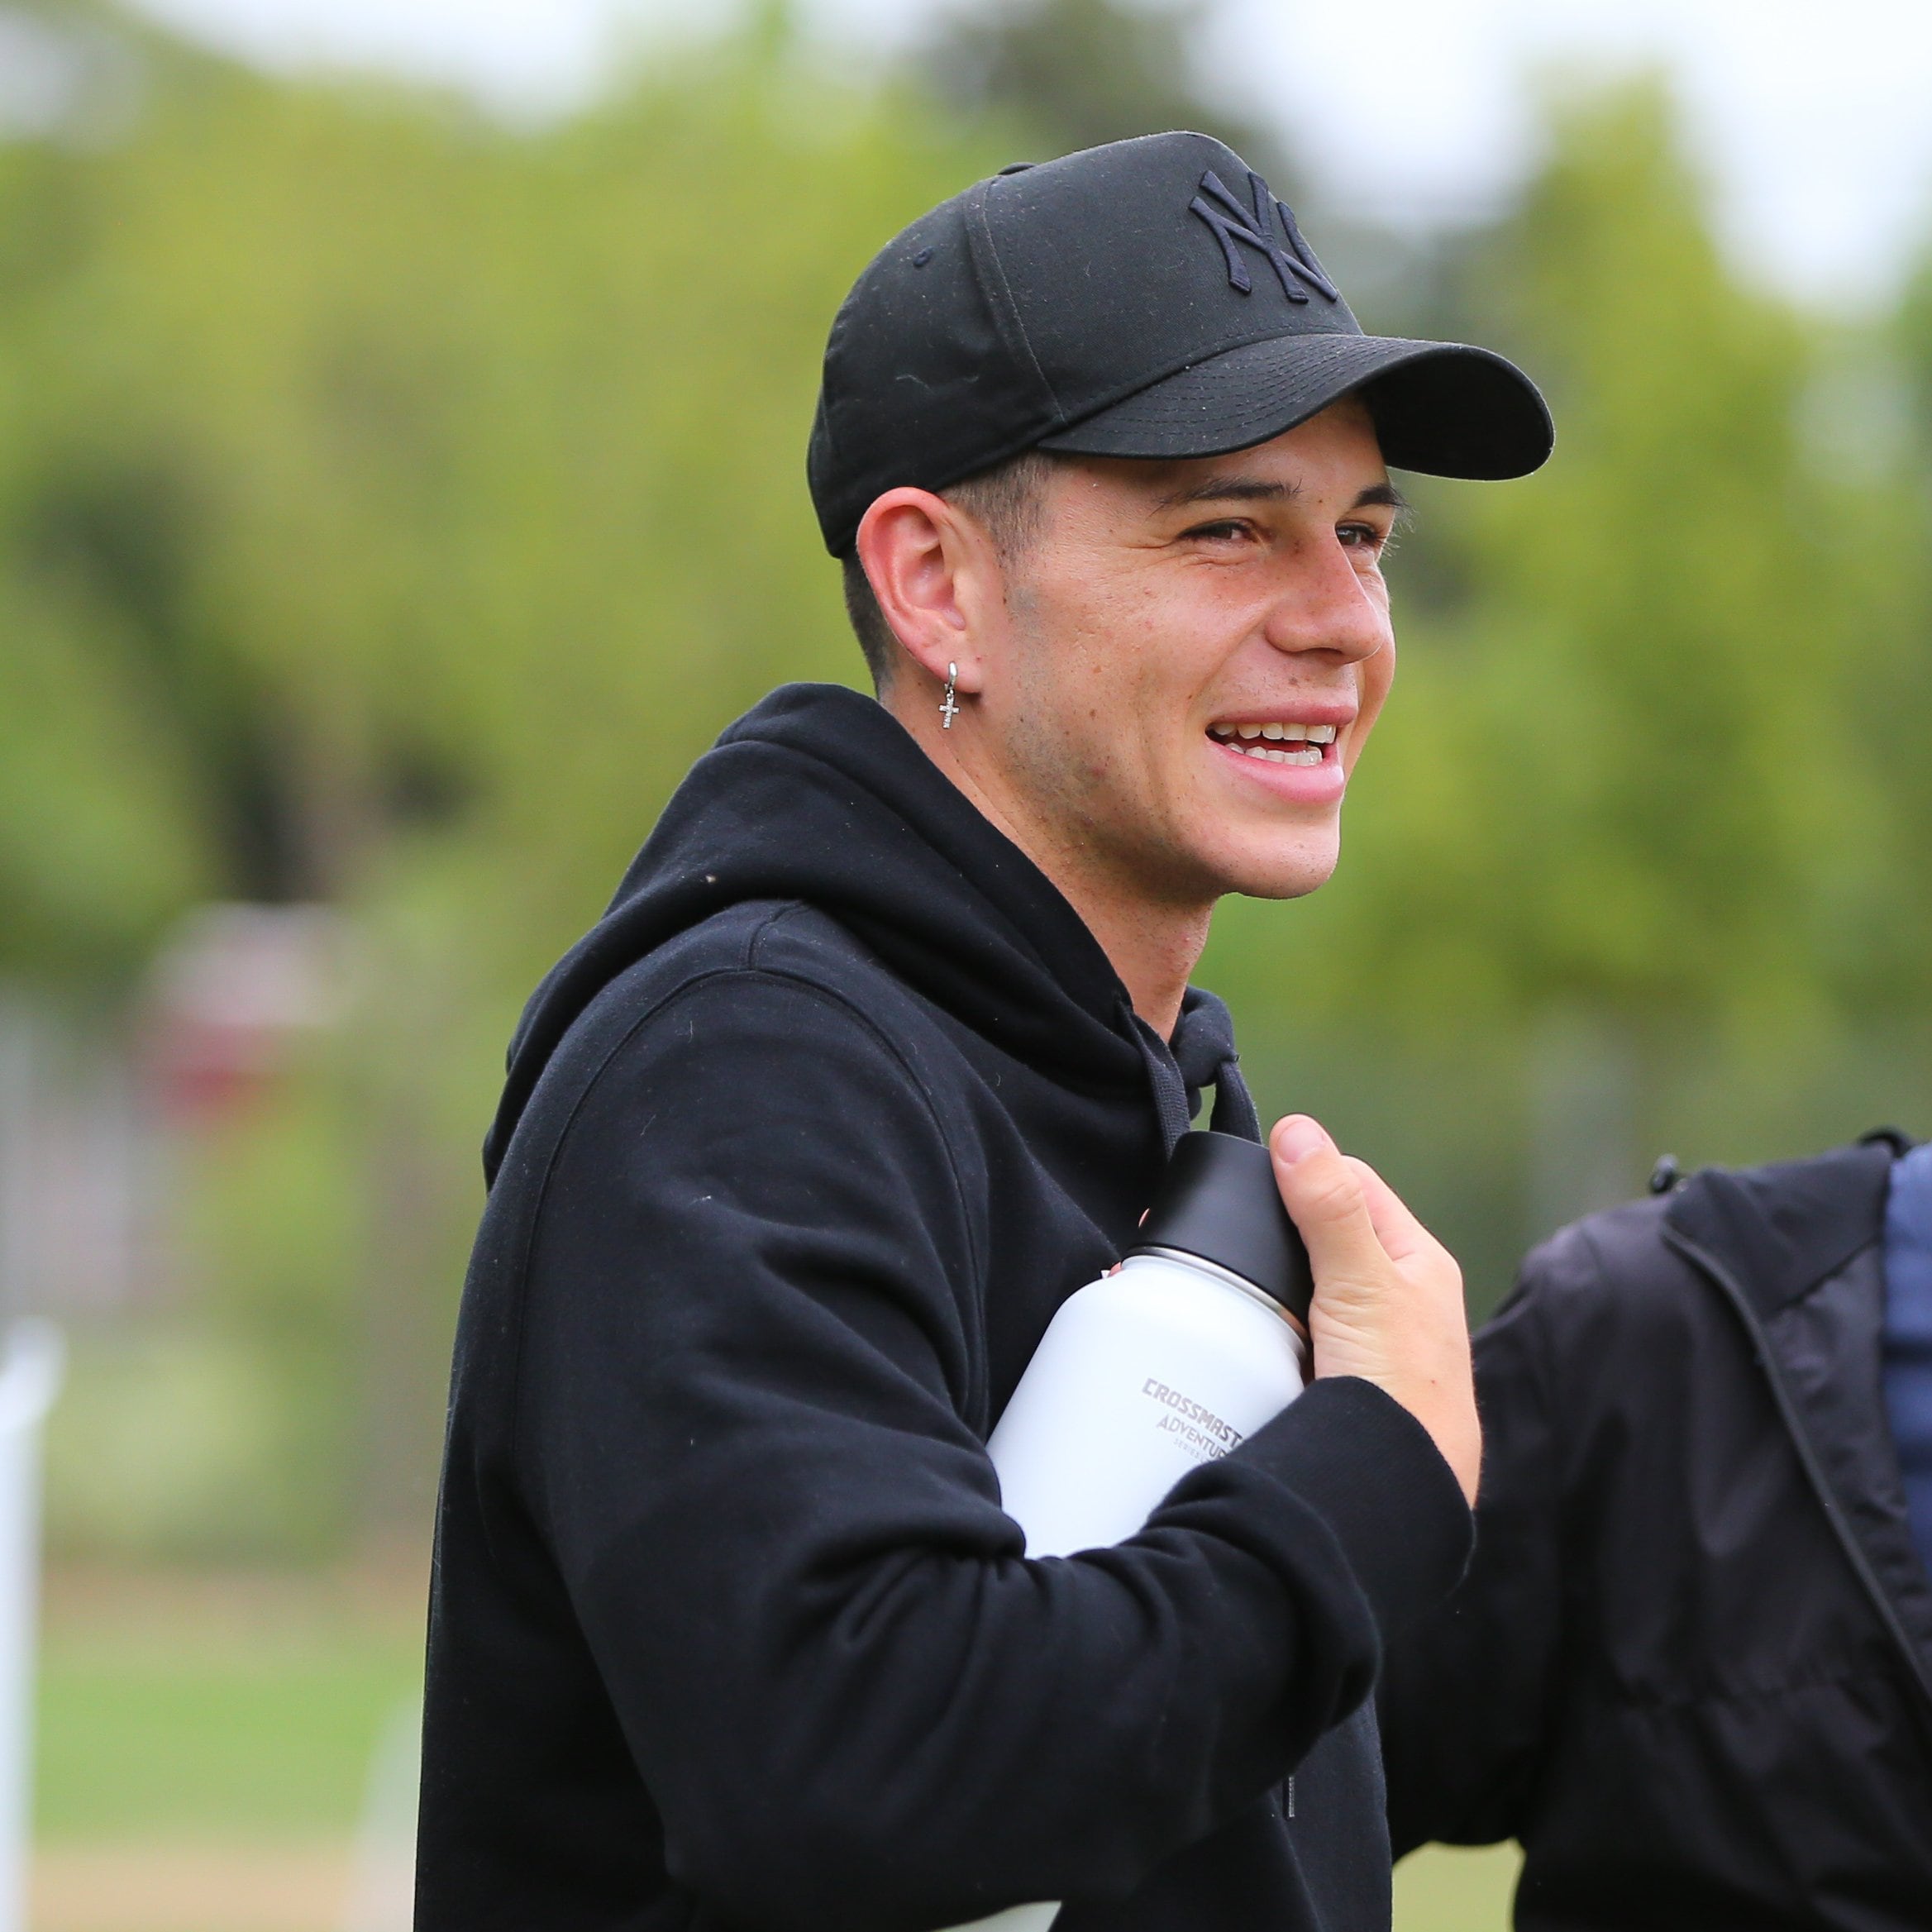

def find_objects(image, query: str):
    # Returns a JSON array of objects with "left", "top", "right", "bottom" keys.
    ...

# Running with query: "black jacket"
[
  {"left": 1380, "top": 1137, "right": 1932, "bottom": 1928},
  {"left": 417, "top": 685, "right": 1470, "bottom": 1932}
]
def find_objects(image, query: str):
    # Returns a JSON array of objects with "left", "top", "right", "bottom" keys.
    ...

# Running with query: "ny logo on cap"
[{"left": 1190, "top": 169, "right": 1339, "bottom": 306}]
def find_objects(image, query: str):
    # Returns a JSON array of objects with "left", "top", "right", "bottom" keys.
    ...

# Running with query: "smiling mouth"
[{"left": 1206, "top": 721, "right": 1340, "bottom": 767}]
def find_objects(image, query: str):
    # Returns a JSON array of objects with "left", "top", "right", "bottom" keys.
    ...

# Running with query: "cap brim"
[{"left": 1036, "top": 332, "right": 1553, "bottom": 480}]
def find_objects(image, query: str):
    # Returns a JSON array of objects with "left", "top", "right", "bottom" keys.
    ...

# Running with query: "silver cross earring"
[{"left": 939, "top": 662, "right": 960, "bottom": 730}]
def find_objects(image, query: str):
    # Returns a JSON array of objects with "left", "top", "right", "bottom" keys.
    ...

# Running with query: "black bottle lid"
[{"left": 1128, "top": 1130, "right": 1314, "bottom": 1326}]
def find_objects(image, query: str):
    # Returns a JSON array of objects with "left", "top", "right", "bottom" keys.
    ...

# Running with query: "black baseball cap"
[{"left": 808, "top": 130, "right": 1552, "bottom": 556}]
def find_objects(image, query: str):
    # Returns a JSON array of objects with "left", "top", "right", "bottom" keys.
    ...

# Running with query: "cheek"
[
  {"left": 1017, "top": 577, "right": 1167, "bottom": 737},
  {"left": 1348, "top": 634, "right": 1397, "bottom": 764},
  {"left": 999, "top": 602, "right": 1128, "bottom": 792}
]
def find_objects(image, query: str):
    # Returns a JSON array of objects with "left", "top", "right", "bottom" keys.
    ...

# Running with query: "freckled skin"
[
  {"left": 861, "top": 398, "right": 1399, "bottom": 1030},
  {"left": 992, "top": 403, "right": 1395, "bottom": 913}
]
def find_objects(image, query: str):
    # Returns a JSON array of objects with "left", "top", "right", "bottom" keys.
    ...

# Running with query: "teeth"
[
  {"left": 1224, "top": 743, "right": 1322, "bottom": 766},
  {"left": 1209, "top": 721, "right": 1340, "bottom": 761}
]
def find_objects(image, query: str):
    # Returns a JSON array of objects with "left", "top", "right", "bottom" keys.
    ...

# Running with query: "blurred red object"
[{"left": 144, "top": 905, "right": 356, "bottom": 1126}]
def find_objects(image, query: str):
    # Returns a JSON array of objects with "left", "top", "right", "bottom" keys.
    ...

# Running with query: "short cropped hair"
[{"left": 841, "top": 449, "right": 1061, "bottom": 691}]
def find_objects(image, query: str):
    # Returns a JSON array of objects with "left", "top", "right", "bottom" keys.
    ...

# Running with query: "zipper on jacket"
[{"left": 1663, "top": 1225, "right": 1932, "bottom": 1724}]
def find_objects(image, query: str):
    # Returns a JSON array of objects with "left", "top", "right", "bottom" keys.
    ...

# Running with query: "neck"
[
  {"left": 888, "top": 689, "right": 1211, "bottom": 1039},
  {"left": 1053, "top": 875, "right": 1209, "bottom": 1040}
]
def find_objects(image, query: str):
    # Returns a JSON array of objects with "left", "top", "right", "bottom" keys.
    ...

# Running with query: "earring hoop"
[{"left": 939, "top": 662, "right": 961, "bottom": 730}]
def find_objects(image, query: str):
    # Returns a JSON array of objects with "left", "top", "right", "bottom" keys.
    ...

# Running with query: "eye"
[
  {"left": 1180, "top": 518, "right": 1260, "bottom": 545},
  {"left": 1337, "top": 520, "right": 1391, "bottom": 555}
]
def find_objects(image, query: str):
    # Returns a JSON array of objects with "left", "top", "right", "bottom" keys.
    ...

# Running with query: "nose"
[{"left": 1257, "top": 536, "right": 1391, "bottom": 665}]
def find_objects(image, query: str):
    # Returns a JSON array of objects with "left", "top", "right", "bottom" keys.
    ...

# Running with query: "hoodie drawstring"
[{"left": 1132, "top": 988, "right": 1262, "bottom": 1153}]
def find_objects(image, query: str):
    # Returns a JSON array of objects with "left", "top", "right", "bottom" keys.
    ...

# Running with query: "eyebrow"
[
  {"left": 1155, "top": 475, "right": 1411, "bottom": 513},
  {"left": 1353, "top": 482, "right": 1410, "bottom": 513},
  {"left": 1157, "top": 474, "right": 1294, "bottom": 508}
]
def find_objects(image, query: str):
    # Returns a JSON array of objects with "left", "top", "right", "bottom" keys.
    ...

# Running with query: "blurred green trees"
[
  {"left": 2, "top": 2, "right": 1929, "bottom": 1554},
  {"left": 0, "top": 9, "right": 984, "bottom": 994},
  {"left": 4, "top": 3, "right": 1004, "bottom": 1549},
  {"left": 1212, "top": 82, "right": 1928, "bottom": 1028},
  {"left": 1205, "top": 77, "right": 1932, "bottom": 1268},
  {"left": 920, "top": 0, "right": 1286, "bottom": 175}
]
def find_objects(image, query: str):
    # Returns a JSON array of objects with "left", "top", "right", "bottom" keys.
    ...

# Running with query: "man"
[
  {"left": 417, "top": 131, "right": 1552, "bottom": 1932},
  {"left": 1380, "top": 1133, "right": 1932, "bottom": 1927}
]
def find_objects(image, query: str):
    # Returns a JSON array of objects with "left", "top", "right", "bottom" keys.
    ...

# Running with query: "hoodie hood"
[{"left": 485, "top": 684, "right": 1262, "bottom": 1184}]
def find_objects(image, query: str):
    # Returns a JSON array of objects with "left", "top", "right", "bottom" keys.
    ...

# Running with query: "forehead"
[{"left": 1050, "top": 395, "right": 1388, "bottom": 515}]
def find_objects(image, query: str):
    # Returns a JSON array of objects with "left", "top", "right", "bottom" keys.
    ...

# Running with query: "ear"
[{"left": 853, "top": 488, "right": 1004, "bottom": 695}]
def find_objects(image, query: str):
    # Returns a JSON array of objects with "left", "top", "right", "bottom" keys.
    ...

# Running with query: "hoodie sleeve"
[
  {"left": 516, "top": 965, "right": 1470, "bottom": 1932},
  {"left": 1378, "top": 1241, "right": 1570, "bottom": 1855}
]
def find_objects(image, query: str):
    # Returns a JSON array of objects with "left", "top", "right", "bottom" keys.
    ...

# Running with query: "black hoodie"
[{"left": 418, "top": 684, "right": 1470, "bottom": 1932}]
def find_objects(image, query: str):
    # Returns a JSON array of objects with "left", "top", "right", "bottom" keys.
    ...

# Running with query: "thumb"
[{"left": 1270, "top": 1115, "right": 1388, "bottom": 1287}]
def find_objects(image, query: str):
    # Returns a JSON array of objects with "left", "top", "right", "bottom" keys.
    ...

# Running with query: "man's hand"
[{"left": 1269, "top": 1114, "right": 1480, "bottom": 1506}]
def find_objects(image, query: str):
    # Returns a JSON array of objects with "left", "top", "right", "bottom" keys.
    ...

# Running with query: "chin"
[{"left": 1214, "top": 835, "right": 1341, "bottom": 902}]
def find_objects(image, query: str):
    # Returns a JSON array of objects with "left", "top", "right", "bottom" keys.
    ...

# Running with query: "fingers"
[
  {"left": 1270, "top": 1119, "right": 1478, "bottom": 1503},
  {"left": 1269, "top": 1116, "right": 1386, "bottom": 1284},
  {"left": 1343, "top": 1156, "right": 1432, "bottom": 1267},
  {"left": 1341, "top": 1154, "right": 1465, "bottom": 1322},
  {"left": 1271, "top": 1122, "right": 1453, "bottom": 1280}
]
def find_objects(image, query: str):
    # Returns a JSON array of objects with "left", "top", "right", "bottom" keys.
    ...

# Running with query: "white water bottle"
[{"left": 946, "top": 1132, "right": 1314, "bottom": 1932}]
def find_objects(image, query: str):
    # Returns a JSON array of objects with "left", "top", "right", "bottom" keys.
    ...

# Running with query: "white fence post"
[
  {"left": 341, "top": 1695, "right": 422, "bottom": 1932},
  {"left": 0, "top": 1322, "right": 62, "bottom": 1932}
]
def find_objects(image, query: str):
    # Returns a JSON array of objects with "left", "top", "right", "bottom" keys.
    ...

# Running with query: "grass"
[
  {"left": 34, "top": 1563, "right": 423, "bottom": 1844},
  {"left": 28, "top": 1562, "right": 1520, "bottom": 1930},
  {"left": 1395, "top": 1842, "right": 1522, "bottom": 1931}
]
